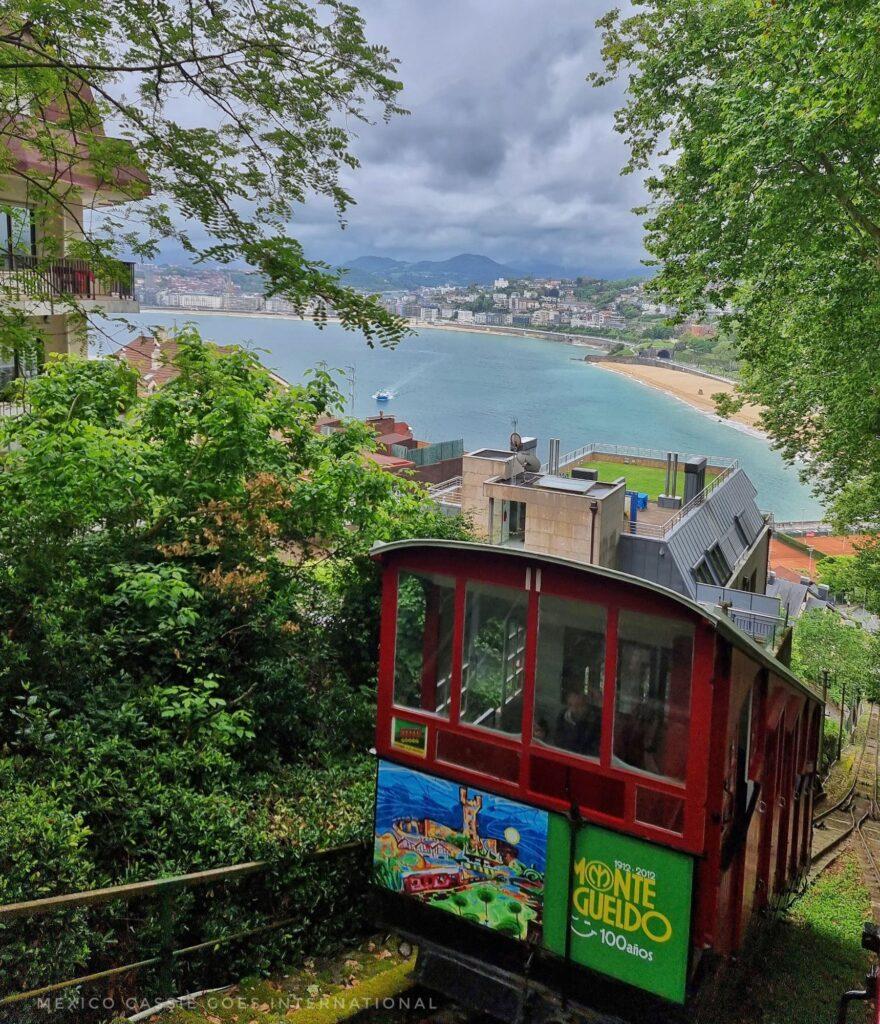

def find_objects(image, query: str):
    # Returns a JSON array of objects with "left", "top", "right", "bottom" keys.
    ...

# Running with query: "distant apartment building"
[
  {"left": 598, "top": 310, "right": 627, "bottom": 329},
  {"left": 0, "top": 54, "right": 144, "bottom": 379},
  {"left": 158, "top": 291, "right": 224, "bottom": 309},
  {"left": 457, "top": 309, "right": 475, "bottom": 324},
  {"left": 419, "top": 306, "right": 439, "bottom": 321},
  {"left": 493, "top": 277, "right": 509, "bottom": 288}
]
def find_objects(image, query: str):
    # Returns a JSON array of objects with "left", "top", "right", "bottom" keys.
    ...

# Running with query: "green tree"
[
  {"left": 449, "top": 892, "right": 468, "bottom": 916},
  {"left": 0, "top": 0, "right": 408, "bottom": 363},
  {"left": 817, "top": 542, "right": 880, "bottom": 616},
  {"left": 791, "top": 610, "right": 880, "bottom": 704},
  {"left": 475, "top": 885, "right": 496, "bottom": 923},
  {"left": 591, "top": 1, "right": 880, "bottom": 525},
  {"left": 508, "top": 900, "right": 524, "bottom": 938}
]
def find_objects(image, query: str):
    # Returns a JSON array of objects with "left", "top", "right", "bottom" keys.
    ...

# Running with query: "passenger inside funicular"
[
  {"left": 532, "top": 595, "right": 606, "bottom": 758},
  {"left": 389, "top": 565, "right": 695, "bottom": 791},
  {"left": 612, "top": 611, "right": 694, "bottom": 783}
]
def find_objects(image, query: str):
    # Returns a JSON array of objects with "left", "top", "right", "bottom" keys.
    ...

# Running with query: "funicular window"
[
  {"left": 533, "top": 595, "right": 606, "bottom": 759},
  {"left": 461, "top": 582, "right": 528, "bottom": 736},
  {"left": 613, "top": 611, "right": 694, "bottom": 782},
  {"left": 393, "top": 570, "right": 456, "bottom": 716}
]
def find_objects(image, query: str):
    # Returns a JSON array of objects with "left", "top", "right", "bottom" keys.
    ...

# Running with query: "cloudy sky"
[{"left": 288, "top": 1, "right": 649, "bottom": 278}]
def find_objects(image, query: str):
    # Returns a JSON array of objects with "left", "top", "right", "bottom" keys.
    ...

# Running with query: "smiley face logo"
[{"left": 584, "top": 860, "right": 613, "bottom": 892}]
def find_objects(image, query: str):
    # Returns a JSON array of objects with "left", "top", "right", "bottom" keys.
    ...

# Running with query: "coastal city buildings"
[{"left": 133, "top": 263, "right": 721, "bottom": 354}]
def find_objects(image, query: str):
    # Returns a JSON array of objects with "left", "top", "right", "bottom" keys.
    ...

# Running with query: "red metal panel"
[
  {"left": 449, "top": 578, "right": 466, "bottom": 727},
  {"left": 375, "top": 561, "right": 399, "bottom": 755},
  {"left": 599, "top": 605, "right": 619, "bottom": 769}
]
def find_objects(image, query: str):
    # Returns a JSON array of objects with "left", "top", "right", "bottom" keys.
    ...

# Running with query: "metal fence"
[
  {"left": 695, "top": 583, "right": 787, "bottom": 646},
  {"left": 390, "top": 439, "right": 463, "bottom": 466},
  {"left": 0, "top": 840, "right": 367, "bottom": 1012},
  {"left": 546, "top": 440, "right": 738, "bottom": 475}
]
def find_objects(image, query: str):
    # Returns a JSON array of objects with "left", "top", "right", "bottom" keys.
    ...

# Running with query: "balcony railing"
[
  {"left": 695, "top": 583, "right": 788, "bottom": 646},
  {"left": 0, "top": 254, "right": 135, "bottom": 302}
]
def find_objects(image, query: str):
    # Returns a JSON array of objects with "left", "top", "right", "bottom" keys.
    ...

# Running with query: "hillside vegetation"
[{"left": 0, "top": 333, "right": 470, "bottom": 1012}]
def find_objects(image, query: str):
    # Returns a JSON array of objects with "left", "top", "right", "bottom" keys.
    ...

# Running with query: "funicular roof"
[{"left": 371, "top": 539, "right": 820, "bottom": 703}]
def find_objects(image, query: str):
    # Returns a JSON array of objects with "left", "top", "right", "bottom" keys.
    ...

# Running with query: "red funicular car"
[{"left": 370, "top": 540, "right": 822, "bottom": 1022}]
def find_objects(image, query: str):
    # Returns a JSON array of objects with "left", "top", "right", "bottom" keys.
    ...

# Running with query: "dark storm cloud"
[
  {"left": 153, "top": 1, "right": 648, "bottom": 277},
  {"left": 297, "top": 0, "right": 649, "bottom": 276}
]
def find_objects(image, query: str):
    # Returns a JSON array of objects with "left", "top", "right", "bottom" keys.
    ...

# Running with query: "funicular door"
[
  {"left": 773, "top": 720, "right": 797, "bottom": 894},
  {"left": 756, "top": 718, "right": 784, "bottom": 908}
]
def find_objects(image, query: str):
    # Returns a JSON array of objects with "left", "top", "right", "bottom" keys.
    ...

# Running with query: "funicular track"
[{"left": 812, "top": 704, "right": 880, "bottom": 879}]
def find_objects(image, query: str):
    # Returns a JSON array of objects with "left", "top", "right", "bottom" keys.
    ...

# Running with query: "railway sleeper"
[{"left": 413, "top": 939, "right": 628, "bottom": 1024}]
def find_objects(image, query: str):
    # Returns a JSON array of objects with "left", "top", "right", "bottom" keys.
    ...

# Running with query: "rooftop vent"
[
  {"left": 768, "top": 570, "right": 777, "bottom": 584},
  {"left": 683, "top": 456, "right": 707, "bottom": 504}
]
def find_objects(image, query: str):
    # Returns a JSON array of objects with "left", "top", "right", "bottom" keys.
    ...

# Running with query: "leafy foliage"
[
  {"left": 592, "top": 1, "right": 880, "bottom": 525},
  {"left": 791, "top": 610, "right": 879, "bottom": 704},
  {"left": 0, "top": 0, "right": 409, "bottom": 361},
  {"left": 0, "top": 333, "right": 470, "bottom": 1006},
  {"left": 818, "top": 542, "right": 880, "bottom": 615}
]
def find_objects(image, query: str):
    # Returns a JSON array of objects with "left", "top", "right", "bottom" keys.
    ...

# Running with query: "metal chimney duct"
[
  {"left": 664, "top": 451, "right": 673, "bottom": 495},
  {"left": 549, "top": 438, "right": 561, "bottom": 475},
  {"left": 671, "top": 453, "right": 680, "bottom": 497},
  {"left": 683, "top": 456, "right": 707, "bottom": 504}
]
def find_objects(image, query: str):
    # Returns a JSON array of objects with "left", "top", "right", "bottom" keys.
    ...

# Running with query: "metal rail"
[
  {"left": 812, "top": 706, "right": 879, "bottom": 877},
  {"left": 0, "top": 839, "right": 368, "bottom": 1009}
]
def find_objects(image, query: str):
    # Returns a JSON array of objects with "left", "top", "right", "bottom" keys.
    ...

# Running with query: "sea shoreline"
[
  {"left": 139, "top": 306, "right": 765, "bottom": 437},
  {"left": 590, "top": 360, "right": 767, "bottom": 439},
  {"left": 138, "top": 307, "right": 611, "bottom": 351}
]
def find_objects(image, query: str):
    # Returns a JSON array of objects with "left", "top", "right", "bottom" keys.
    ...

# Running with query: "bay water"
[{"left": 115, "top": 313, "right": 823, "bottom": 521}]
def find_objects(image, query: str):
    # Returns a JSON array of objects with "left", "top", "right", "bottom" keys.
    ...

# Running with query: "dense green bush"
[{"left": 0, "top": 334, "right": 470, "bottom": 1014}]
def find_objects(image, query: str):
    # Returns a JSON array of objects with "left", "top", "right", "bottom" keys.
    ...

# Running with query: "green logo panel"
[{"left": 543, "top": 818, "right": 694, "bottom": 1004}]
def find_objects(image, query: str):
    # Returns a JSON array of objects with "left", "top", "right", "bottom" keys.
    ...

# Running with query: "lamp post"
[{"left": 838, "top": 678, "right": 847, "bottom": 762}]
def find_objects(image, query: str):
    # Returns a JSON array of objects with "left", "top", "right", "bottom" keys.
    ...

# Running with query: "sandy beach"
[{"left": 593, "top": 360, "right": 764, "bottom": 432}]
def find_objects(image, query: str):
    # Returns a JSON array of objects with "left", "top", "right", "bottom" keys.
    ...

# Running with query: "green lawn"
[
  {"left": 573, "top": 460, "right": 718, "bottom": 500},
  {"left": 696, "top": 853, "right": 872, "bottom": 1024}
]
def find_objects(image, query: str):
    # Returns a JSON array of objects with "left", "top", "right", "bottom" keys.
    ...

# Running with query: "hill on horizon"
[{"left": 339, "top": 252, "right": 523, "bottom": 291}]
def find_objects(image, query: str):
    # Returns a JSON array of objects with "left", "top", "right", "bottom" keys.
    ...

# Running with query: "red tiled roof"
[
  {"left": 379, "top": 431, "right": 413, "bottom": 446},
  {"left": 366, "top": 452, "right": 414, "bottom": 469}
]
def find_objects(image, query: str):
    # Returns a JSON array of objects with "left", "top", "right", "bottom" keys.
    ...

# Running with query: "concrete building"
[
  {"left": 0, "top": 63, "right": 144, "bottom": 379},
  {"left": 439, "top": 438, "right": 773, "bottom": 607},
  {"left": 458, "top": 438, "right": 625, "bottom": 567}
]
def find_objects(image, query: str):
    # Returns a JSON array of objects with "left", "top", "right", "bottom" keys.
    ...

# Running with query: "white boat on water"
[{"left": 372, "top": 388, "right": 394, "bottom": 402}]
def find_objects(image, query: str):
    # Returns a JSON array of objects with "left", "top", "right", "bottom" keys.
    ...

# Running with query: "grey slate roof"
[{"left": 618, "top": 468, "right": 767, "bottom": 600}]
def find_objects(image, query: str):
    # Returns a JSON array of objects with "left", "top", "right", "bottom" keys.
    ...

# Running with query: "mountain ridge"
[{"left": 338, "top": 252, "right": 520, "bottom": 290}]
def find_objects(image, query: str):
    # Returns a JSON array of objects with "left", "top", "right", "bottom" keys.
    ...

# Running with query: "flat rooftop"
[{"left": 491, "top": 472, "right": 621, "bottom": 499}]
